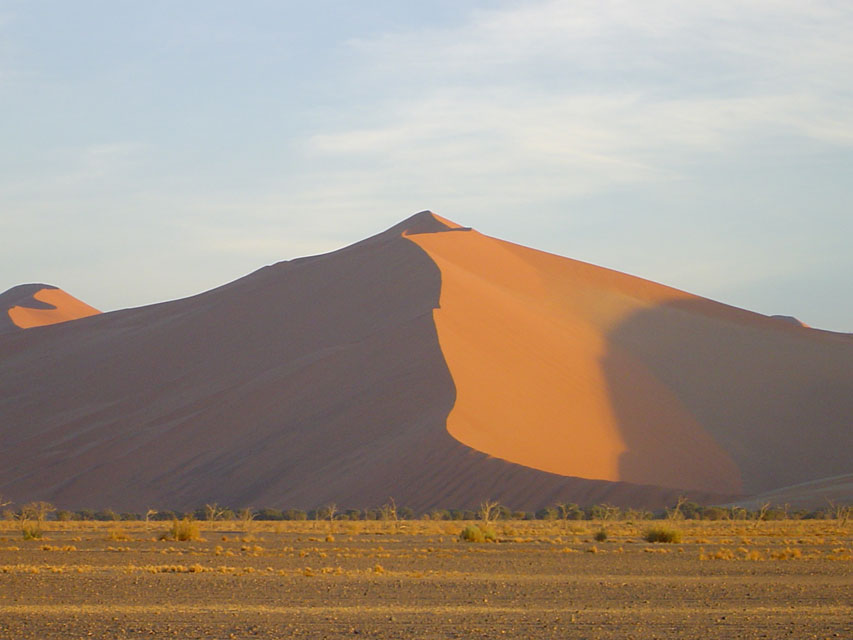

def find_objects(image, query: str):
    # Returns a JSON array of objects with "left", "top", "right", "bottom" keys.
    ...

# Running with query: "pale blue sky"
[{"left": 2, "top": 1, "right": 851, "bottom": 331}]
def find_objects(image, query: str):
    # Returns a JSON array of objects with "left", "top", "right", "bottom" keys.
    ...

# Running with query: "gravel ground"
[{"left": 0, "top": 522, "right": 850, "bottom": 638}]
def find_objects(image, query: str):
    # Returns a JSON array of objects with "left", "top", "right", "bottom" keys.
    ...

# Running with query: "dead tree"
[
  {"left": 479, "top": 500, "right": 500, "bottom": 525},
  {"left": 667, "top": 496, "right": 688, "bottom": 521},
  {"left": 204, "top": 503, "right": 226, "bottom": 521}
]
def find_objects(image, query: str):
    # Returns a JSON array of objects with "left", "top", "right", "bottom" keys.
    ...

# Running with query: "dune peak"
[{"left": 388, "top": 211, "right": 469, "bottom": 237}]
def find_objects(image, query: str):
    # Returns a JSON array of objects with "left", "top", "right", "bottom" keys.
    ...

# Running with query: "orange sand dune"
[
  {"left": 7, "top": 287, "right": 100, "bottom": 329},
  {"left": 0, "top": 212, "right": 849, "bottom": 511}
]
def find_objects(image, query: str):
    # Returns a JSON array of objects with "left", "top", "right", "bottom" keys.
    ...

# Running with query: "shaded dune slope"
[
  {"left": 606, "top": 299, "right": 853, "bottom": 494},
  {"left": 0, "top": 212, "right": 714, "bottom": 512},
  {"left": 0, "top": 284, "right": 100, "bottom": 333}
]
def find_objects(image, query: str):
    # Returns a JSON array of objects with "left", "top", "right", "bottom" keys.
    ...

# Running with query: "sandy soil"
[{"left": 0, "top": 520, "right": 849, "bottom": 639}]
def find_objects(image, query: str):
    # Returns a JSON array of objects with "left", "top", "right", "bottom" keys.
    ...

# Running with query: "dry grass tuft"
[
  {"left": 106, "top": 528, "right": 133, "bottom": 541},
  {"left": 21, "top": 524, "right": 43, "bottom": 540},
  {"left": 459, "top": 524, "right": 496, "bottom": 543},
  {"left": 160, "top": 519, "right": 202, "bottom": 542},
  {"left": 644, "top": 526, "right": 682, "bottom": 543},
  {"left": 700, "top": 547, "right": 735, "bottom": 560},
  {"left": 770, "top": 547, "right": 802, "bottom": 560}
]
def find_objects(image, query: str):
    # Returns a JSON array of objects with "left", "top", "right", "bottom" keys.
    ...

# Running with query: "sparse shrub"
[
  {"left": 589, "top": 503, "right": 622, "bottom": 521},
  {"left": 624, "top": 508, "right": 654, "bottom": 521},
  {"left": 644, "top": 526, "right": 682, "bottom": 543},
  {"left": 459, "top": 525, "right": 483, "bottom": 542},
  {"left": 255, "top": 508, "right": 284, "bottom": 521},
  {"left": 161, "top": 519, "right": 201, "bottom": 542},
  {"left": 699, "top": 507, "right": 729, "bottom": 521},
  {"left": 702, "top": 547, "right": 735, "bottom": 560},
  {"left": 770, "top": 547, "right": 802, "bottom": 560},
  {"left": 594, "top": 529, "right": 608, "bottom": 542},
  {"left": 459, "top": 524, "right": 496, "bottom": 543},
  {"left": 21, "top": 524, "right": 43, "bottom": 540},
  {"left": 536, "top": 507, "right": 558, "bottom": 520},
  {"left": 107, "top": 528, "right": 132, "bottom": 541}
]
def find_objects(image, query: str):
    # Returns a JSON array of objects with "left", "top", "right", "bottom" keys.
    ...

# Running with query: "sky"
[{"left": 1, "top": 0, "right": 851, "bottom": 331}]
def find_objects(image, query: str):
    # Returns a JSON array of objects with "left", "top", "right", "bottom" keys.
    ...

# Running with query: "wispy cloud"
[{"left": 312, "top": 0, "right": 853, "bottom": 202}]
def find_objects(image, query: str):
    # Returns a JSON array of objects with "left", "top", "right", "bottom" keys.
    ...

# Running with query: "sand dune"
[
  {"left": 407, "top": 223, "right": 852, "bottom": 500},
  {"left": 0, "top": 284, "right": 100, "bottom": 333},
  {"left": 0, "top": 212, "right": 849, "bottom": 511}
]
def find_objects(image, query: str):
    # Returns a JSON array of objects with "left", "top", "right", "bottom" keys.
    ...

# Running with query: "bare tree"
[
  {"left": 144, "top": 508, "right": 158, "bottom": 529},
  {"left": 320, "top": 503, "right": 337, "bottom": 530},
  {"left": 204, "top": 503, "right": 226, "bottom": 521},
  {"left": 827, "top": 500, "right": 851, "bottom": 528},
  {"left": 380, "top": 498, "right": 398, "bottom": 522},
  {"left": 22, "top": 501, "right": 55, "bottom": 525},
  {"left": 555, "top": 501, "right": 579, "bottom": 529},
  {"left": 600, "top": 503, "right": 622, "bottom": 522},
  {"left": 752, "top": 502, "right": 771, "bottom": 529},
  {"left": 479, "top": 500, "right": 500, "bottom": 525},
  {"left": 666, "top": 496, "right": 688, "bottom": 521},
  {"left": 238, "top": 507, "right": 255, "bottom": 532},
  {"left": 0, "top": 495, "right": 11, "bottom": 510}
]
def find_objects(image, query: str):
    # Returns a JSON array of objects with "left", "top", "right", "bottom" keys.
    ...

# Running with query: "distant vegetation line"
[{"left": 3, "top": 496, "right": 851, "bottom": 524}]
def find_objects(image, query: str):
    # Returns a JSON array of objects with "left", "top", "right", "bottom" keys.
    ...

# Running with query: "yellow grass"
[{"left": 0, "top": 517, "right": 848, "bottom": 547}]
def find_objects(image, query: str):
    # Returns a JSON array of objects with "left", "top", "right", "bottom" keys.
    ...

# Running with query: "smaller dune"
[{"left": 0, "top": 284, "right": 100, "bottom": 333}]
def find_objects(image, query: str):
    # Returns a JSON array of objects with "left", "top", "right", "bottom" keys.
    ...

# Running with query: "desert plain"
[{"left": 0, "top": 518, "right": 850, "bottom": 639}]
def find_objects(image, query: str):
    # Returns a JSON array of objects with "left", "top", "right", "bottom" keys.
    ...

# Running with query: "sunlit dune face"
[
  {"left": 8, "top": 288, "right": 100, "bottom": 329},
  {"left": 407, "top": 228, "right": 742, "bottom": 494}
]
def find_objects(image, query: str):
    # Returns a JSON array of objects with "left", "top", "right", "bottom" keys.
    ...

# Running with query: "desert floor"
[{"left": 0, "top": 519, "right": 850, "bottom": 639}]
